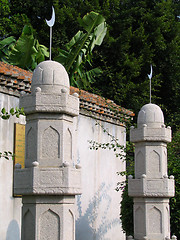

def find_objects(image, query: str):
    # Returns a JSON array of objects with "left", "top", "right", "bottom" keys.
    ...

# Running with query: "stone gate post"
[
  {"left": 128, "top": 103, "right": 175, "bottom": 240},
  {"left": 14, "top": 60, "right": 81, "bottom": 240}
]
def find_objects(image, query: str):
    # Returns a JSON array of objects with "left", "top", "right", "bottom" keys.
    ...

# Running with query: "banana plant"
[
  {"left": 55, "top": 11, "right": 107, "bottom": 89},
  {"left": 0, "top": 25, "right": 49, "bottom": 70},
  {"left": 0, "top": 36, "right": 16, "bottom": 61}
]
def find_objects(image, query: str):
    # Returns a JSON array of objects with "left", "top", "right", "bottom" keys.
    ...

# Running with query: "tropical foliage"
[
  {"left": 0, "top": 25, "right": 49, "bottom": 70},
  {"left": 55, "top": 11, "right": 107, "bottom": 88}
]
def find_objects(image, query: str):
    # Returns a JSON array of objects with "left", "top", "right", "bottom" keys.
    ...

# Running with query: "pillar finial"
[{"left": 46, "top": 6, "right": 55, "bottom": 60}]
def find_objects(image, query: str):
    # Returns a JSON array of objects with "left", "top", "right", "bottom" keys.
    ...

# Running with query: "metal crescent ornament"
[
  {"left": 147, "top": 65, "right": 153, "bottom": 103},
  {"left": 147, "top": 64, "right": 153, "bottom": 80},
  {"left": 46, "top": 6, "right": 55, "bottom": 27}
]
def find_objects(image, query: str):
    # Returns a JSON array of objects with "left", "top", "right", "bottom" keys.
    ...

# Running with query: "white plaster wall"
[
  {"left": 0, "top": 92, "right": 24, "bottom": 240},
  {"left": 0, "top": 92, "right": 126, "bottom": 240},
  {"left": 75, "top": 114, "right": 126, "bottom": 240}
]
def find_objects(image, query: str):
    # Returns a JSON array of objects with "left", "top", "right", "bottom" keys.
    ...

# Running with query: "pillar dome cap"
[
  {"left": 31, "top": 60, "right": 70, "bottom": 93},
  {"left": 137, "top": 103, "right": 164, "bottom": 128}
]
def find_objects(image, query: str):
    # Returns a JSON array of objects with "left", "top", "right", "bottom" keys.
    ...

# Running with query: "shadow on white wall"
[
  {"left": 76, "top": 183, "right": 120, "bottom": 240},
  {"left": 6, "top": 219, "right": 20, "bottom": 240}
]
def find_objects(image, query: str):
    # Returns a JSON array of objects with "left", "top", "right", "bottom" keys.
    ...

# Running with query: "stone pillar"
[
  {"left": 128, "top": 103, "right": 175, "bottom": 240},
  {"left": 14, "top": 61, "right": 81, "bottom": 240}
]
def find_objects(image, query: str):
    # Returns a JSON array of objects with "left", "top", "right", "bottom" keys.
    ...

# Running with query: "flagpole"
[
  {"left": 150, "top": 77, "right": 151, "bottom": 103},
  {"left": 50, "top": 27, "right": 52, "bottom": 60}
]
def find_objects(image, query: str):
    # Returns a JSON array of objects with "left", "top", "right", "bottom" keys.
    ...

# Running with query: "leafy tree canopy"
[{"left": 2, "top": 0, "right": 178, "bottom": 129}]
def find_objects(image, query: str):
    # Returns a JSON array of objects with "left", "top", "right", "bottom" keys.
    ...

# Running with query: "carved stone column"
[
  {"left": 14, "top": 61, "right": 81, "bottom": 240},
  {"left": 128, "top": 103, "right": 175, "bottom": 240}
]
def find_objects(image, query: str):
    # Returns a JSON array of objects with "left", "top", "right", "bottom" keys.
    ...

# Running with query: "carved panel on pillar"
[
  {"left": 135, "top": 207, "right": 145, "bottom": 234},
  {"left": 148, "top": 150, "right": 161, "bottom": 178},
  {"left": 69, "top": 209, "right": 74, "bottom": 240},
  {"left": 40, "top": 209, "right": 60, "bottom": 240},
  {"left": 23, "top": 209, "right": 35, "bottom": 240},
  {"left": 64, "top": 128, "right": 72, "bottom": 165},
  {"left": 148, "top": 207, "right": 162, "bottom": 233},
  {"left": 27, "top": 127, "right": 36, "bottom": 160},
  {"left": 42, "top": 126, "right": 60, "bottom": 159},
  {"left": 135, "top": 151, "right": 145, "bottom": 178}
]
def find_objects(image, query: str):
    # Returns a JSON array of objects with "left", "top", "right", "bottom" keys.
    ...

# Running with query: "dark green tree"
[
  {"left": 3, "top": 1, "right": 179, "bottom": 129},
  {"left": 91, "top": 0, "right": 180, "bottom": 129},
  {"left": 0, "top": 0, "right": 30, "bottom": 38},
  {"left": 168, "top": 130, "right": 180, "bottom": 239}
]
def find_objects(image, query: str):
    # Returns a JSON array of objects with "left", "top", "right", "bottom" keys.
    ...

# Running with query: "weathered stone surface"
[
  {"left": 21, "top": 196, "right": 75, "bottom": 240},
  {"left": 128, "top": 177, "right": 174, "bottom": 197},
  {"left": 128, "top": 103, "right": 175, "bottom": 240},
  {"left": 14, "top": 166, "right": 81, "bottom": 195},
  {"left": 31, "top": 61, "right": 70, "bottom": 94},
  {"left": 14, "top": 60, "right": 81, "bottom": 240}
]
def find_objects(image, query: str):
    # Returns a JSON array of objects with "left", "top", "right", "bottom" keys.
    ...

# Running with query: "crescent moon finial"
[
  {"left": 147, "top": 64, "right": 153, "bottom": 103},
  {"left": 147, "top": 64, "right": 153, "bottom": 80},
  {"left": 46, "top": 6, "right": 55, "bottom": 27},
  {"left": 45, "top": 6, "right": 55, "bottom": 60}
]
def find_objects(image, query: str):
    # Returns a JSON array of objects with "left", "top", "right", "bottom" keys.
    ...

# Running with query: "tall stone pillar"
[
  {"left": 128, "top": 103, "right": 175, "bottom": 240},
  {"left": 14, "top": 61, "right": 81, "bottom": 240}
]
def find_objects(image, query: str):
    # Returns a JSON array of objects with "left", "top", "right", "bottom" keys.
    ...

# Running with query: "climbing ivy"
[
  {"left": 0, "top": 107, "right": 25, "bottom": 119},
  {"left": 0, "top": 151, "right": 14, "bottom": 160},
  {"left": 0, "top": 107, "right": 25, "bottom": 160}
]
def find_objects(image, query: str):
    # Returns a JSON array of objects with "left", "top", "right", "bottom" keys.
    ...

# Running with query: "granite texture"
[{"left": 128, "top": 103, "right": 175, "bottom": 240}]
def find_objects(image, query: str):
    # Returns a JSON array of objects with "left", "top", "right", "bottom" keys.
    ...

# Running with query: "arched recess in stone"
[
  {"left": 135, "top": 151, "right": 144, "bottom": 178},
  {"left": 149, "top": 150, "right": 161, "bottom": 178},
  {"left": 42, "top": 126, "right": 60, "bottom": 159},
  {"left": 166, "top": 206, "right": 170, "bottom": 231},
  {"left": 40, "top": 209, "right": 60, "bottom": 240},
  {"left": 27, "top": 127, "right": 36, "bottom": 159},
  {"left": 148, "top": 206, "right": 162, "bottom": 233},
  {"left": 135, "top": 207, "right": 145, "bottom": 234},
  {"left": 23, "top": 209, "right": 35, "bottom": 240},
  {"left": 69, "top": 209, "right": 75, "bottom": 240},
  {"left": 64, "top": 128, "right": 72, "bottom": 165}
]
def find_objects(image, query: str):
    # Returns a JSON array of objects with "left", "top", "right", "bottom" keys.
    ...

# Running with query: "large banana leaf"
[
  {"left": 8, "top": 32, "right": 37, "bottom": 69},
  {"left": 1, "top": 25, "right": 49, "bottom": 70},
  {"left": 55, "top": 11, "right": 107, "bottom": 88},
  {"left": 0, "top": 36, "right": 16, "bottom": 61}
]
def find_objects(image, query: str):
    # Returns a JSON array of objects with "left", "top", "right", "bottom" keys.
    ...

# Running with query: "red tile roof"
[
  {"left": 0, "top": 62, "right": 32, "bottom": 93},
  {"left": 0, "top": 62, "right": 134, "bottom": 122}
]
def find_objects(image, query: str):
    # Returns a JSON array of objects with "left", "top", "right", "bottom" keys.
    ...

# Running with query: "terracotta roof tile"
[{"left": 0, "top": 62, "right": 134, "bottom": 121}]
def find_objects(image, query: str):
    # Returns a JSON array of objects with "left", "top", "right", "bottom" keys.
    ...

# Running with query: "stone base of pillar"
[{"left": 21, "top": 196, "right": 76, "bottom": 240}]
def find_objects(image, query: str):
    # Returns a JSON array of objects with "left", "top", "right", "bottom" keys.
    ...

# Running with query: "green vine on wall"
[
  {"left": 0, "top": 151, "right": 14, "bottom": 160},
  {"left": 0, "top": 107, "right": 25, "bottom": 120},
  {"left": 0, "top": 107, "right": 25, "bottom": 160},
  {"left": 89, "top": 120, "right": 135, "bottom": 236},
  {"left": 89, "top": 124, "right": 125, "bottom": 160}
]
